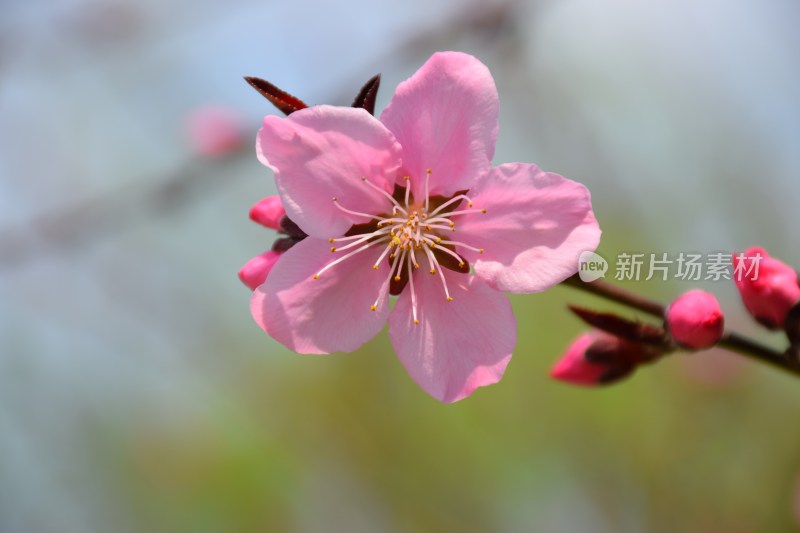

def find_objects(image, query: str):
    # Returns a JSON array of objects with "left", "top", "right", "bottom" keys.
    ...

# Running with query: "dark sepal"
[
  {"left": 351, "top": 74, "right": 381, "bottom": 115},
  {"left": 244, "top": 76, "right": 308, "bottom": 115},
  {"left": 598, "top": 363, "right": 636, "bottom": 385},
  {"left": 568, "top": 305, "right": 668, "bottom": 347},
  {"left": 272, "top": 236, "right": 302, "bottom": 253},
  {"left": 581, "top": 337, "right": 637, "bottom": 384},
  {"left": 279, "top": 215, "right": 307, "bottom": 240}
]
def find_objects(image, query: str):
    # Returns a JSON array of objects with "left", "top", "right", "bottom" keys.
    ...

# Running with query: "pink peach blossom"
[
  {"left": 667, "top": 289, "right": 724, "bottom": 350},
  {"left": 185, "top": 106, "right": 245, "bottom": 157},
  {"left": 551, "top": 330, "right": 664, "bottom": 387},
  {"left": 550, "top": 332, "right": 610, "bottom": 386},
  {"left": 250, "top": 52, "right": 601, "bottom": 402},
  {"left": 733, "top": 247, "right": 800, "bottom": 329}
]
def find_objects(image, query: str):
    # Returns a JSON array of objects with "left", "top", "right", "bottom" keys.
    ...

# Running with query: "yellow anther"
[
  {"left": 372, "top": 265, "right": 379, "bottom": 270},
  {"left": 414, "top": 319, "right": 420, "bottom": 325},
  {"left": 436, "top": 237, "right": 442, "bottom": 244},
  {"left": 479, "top": 248, "right": 484, "bottom": 254},
  {"left": 458, "top": 262, "right": 465, "bottom": 268},
  {"left": 449, "top": 221, "right": 455, "bottom": 228},
  {"left": 446, "top": 297, "right": 453, "bottom": 302},
  {"left": 328, "top": 238, "right": 335, "bottom": 243},
  {"left": 468, "top": 202, "right": 473, "bottom": 207},
  {"left": 330, "top": 247, "right": 336, "bottom": 252},
  {"left": 481, "top": 208, "right": 487, "bottom": 214},
  {"left": 403, "top": 175, "right": 410, "bottom": 181},
  {"left": 370, "top": 304, "right": 377, "bottom": 311},
  {"left": 394, "top": 275, "right": 401, "bottom": 282},
  {"left": 313, "top": 274, "right": 319, "bottom": 279},
  {"left": 425, "top": 168, "right": 431, "bottom": 174},
  {"left": 414, "top": 263, "right": 419, "bottom": 269},
  {"left": 429, "top": 269, "right": 435, "bottom": 275}
]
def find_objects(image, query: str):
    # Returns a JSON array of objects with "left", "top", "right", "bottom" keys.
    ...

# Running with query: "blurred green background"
[{"left": 2, "top": 0, "right": 800, "bottom": 531}]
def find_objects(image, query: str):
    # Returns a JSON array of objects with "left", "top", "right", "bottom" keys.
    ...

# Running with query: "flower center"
[{"left": 312, "top": 170, "right": 486, "bottom": 324}]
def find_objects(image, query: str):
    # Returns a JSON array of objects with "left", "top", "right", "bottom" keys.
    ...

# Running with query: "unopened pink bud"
[
  {"left": 249, "top": 196, "right": 285, "bottom": 230},
  {"left": 733, "top": 247, "right": 800, "bottom": 329},
  {"left": 185, "top": 106, "right": 245, "bottom": 157},
  {"left": 550, "top": 332, "right": 636, "bottom": 387},
  {"left": 238, "top": 250, "right": 282, "bottom": 291},
  {"left": 667, "top": 289, "right": 724, "bottom": 350}
]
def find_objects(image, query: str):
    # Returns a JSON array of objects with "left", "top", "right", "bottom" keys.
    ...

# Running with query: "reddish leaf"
[
  {"left": 568, "top": 305, "right": 667, "bottom": 346},
  {"left": 351, "top": 74, "right": 381, "bottom": 115},
  {"left": 243, "top": 76, "right": 308, "bottom": 115}
]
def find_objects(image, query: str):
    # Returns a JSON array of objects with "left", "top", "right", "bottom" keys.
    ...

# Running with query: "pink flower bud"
[
  {"left": 733, "top": 247, "right": 800, "bottom": 329},
  {"left": 249, "top": 196, "right": 285, "bottom": 230},
  {"left": 550, "top": 331, "right": 638, "bottom": 387},
  {"left": 666, "top": 289, "right": 724, "bottom": 350},
  {"left": 185, "top": 106, "right": 245, "bottom": 157},
  {"left": 238, "top": 250, "right": 282, "bottom": 291}
]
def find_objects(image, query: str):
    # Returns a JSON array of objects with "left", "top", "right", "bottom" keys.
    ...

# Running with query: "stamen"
[
  {"left": 423, "top": 223, "right": 456, "bottom": 233},
  {"left": 333, "top": 230, "right": 391, "bottom": 252},
  {"left": 407, "top": 259, "right": 419, "bottom": 325},
  {"left": 430, "top": 243, "right": 468, "bottom": 266},
  {"left": 390, "top": 248, "right": 406, "bottom": 282},
  {"left": 416, "top": 243, "right": 452, "bottom": 300},
  {"left": 409, "top": 246, "right": 420, "bottom": 269},
  {"left": 427, "top": 194, "right": 473, "bottom": 218},
  {"left": 372, "top": 241, "right": 394, "bottom": 269},
  {"left": 332, "top": 197, "right": 384, "bottom": 221},
  {"left": 403, "top": 176, "right": 411, "bottom": 207},
  {"left": 313, "top": 241, "right": 380, "bottom": 279},
  {"left": 361, "top": 176, "right": 407, "bottom": 215},
  {"left": 440, "top": 240, "right": 484, "bottom": 254},
  {"left": 330, "top": 231, "right": 390, "bottom": 244},
  {"left": 424, "top": 168, "right": 431, "bottom": 212},
  {"left": 440, "top": 207, "right": 487, "bottom": 217},
  {"left": 422, "top": 246, "right": 437, "bottom": 275}
]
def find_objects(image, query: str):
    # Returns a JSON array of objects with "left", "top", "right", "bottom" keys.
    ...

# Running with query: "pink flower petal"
[
  {"left": 238, "top": 250, "right": 282, "bottom": 291},
  {"left": 249, "top": 196, "right": 285, "bottom": 230},
  {"left": 251, "top": 237, "right": 391, "bottom": 354},
  {"left": 388, "top": 269, "right": 515, "bottom": 403},
  {"left": 380, "top": 51, "right": 499, "bottom": 200},
  {"left": 455, "top": 163, "right": 601, "bottom": 293},
  {"left": 257, "top": 106, "right": 402, "bottom": 238}
]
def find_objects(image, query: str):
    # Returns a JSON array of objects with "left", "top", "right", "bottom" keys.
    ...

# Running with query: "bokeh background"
[{"left": 2, "top": 0, "right": 800, "bottom": 531}]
